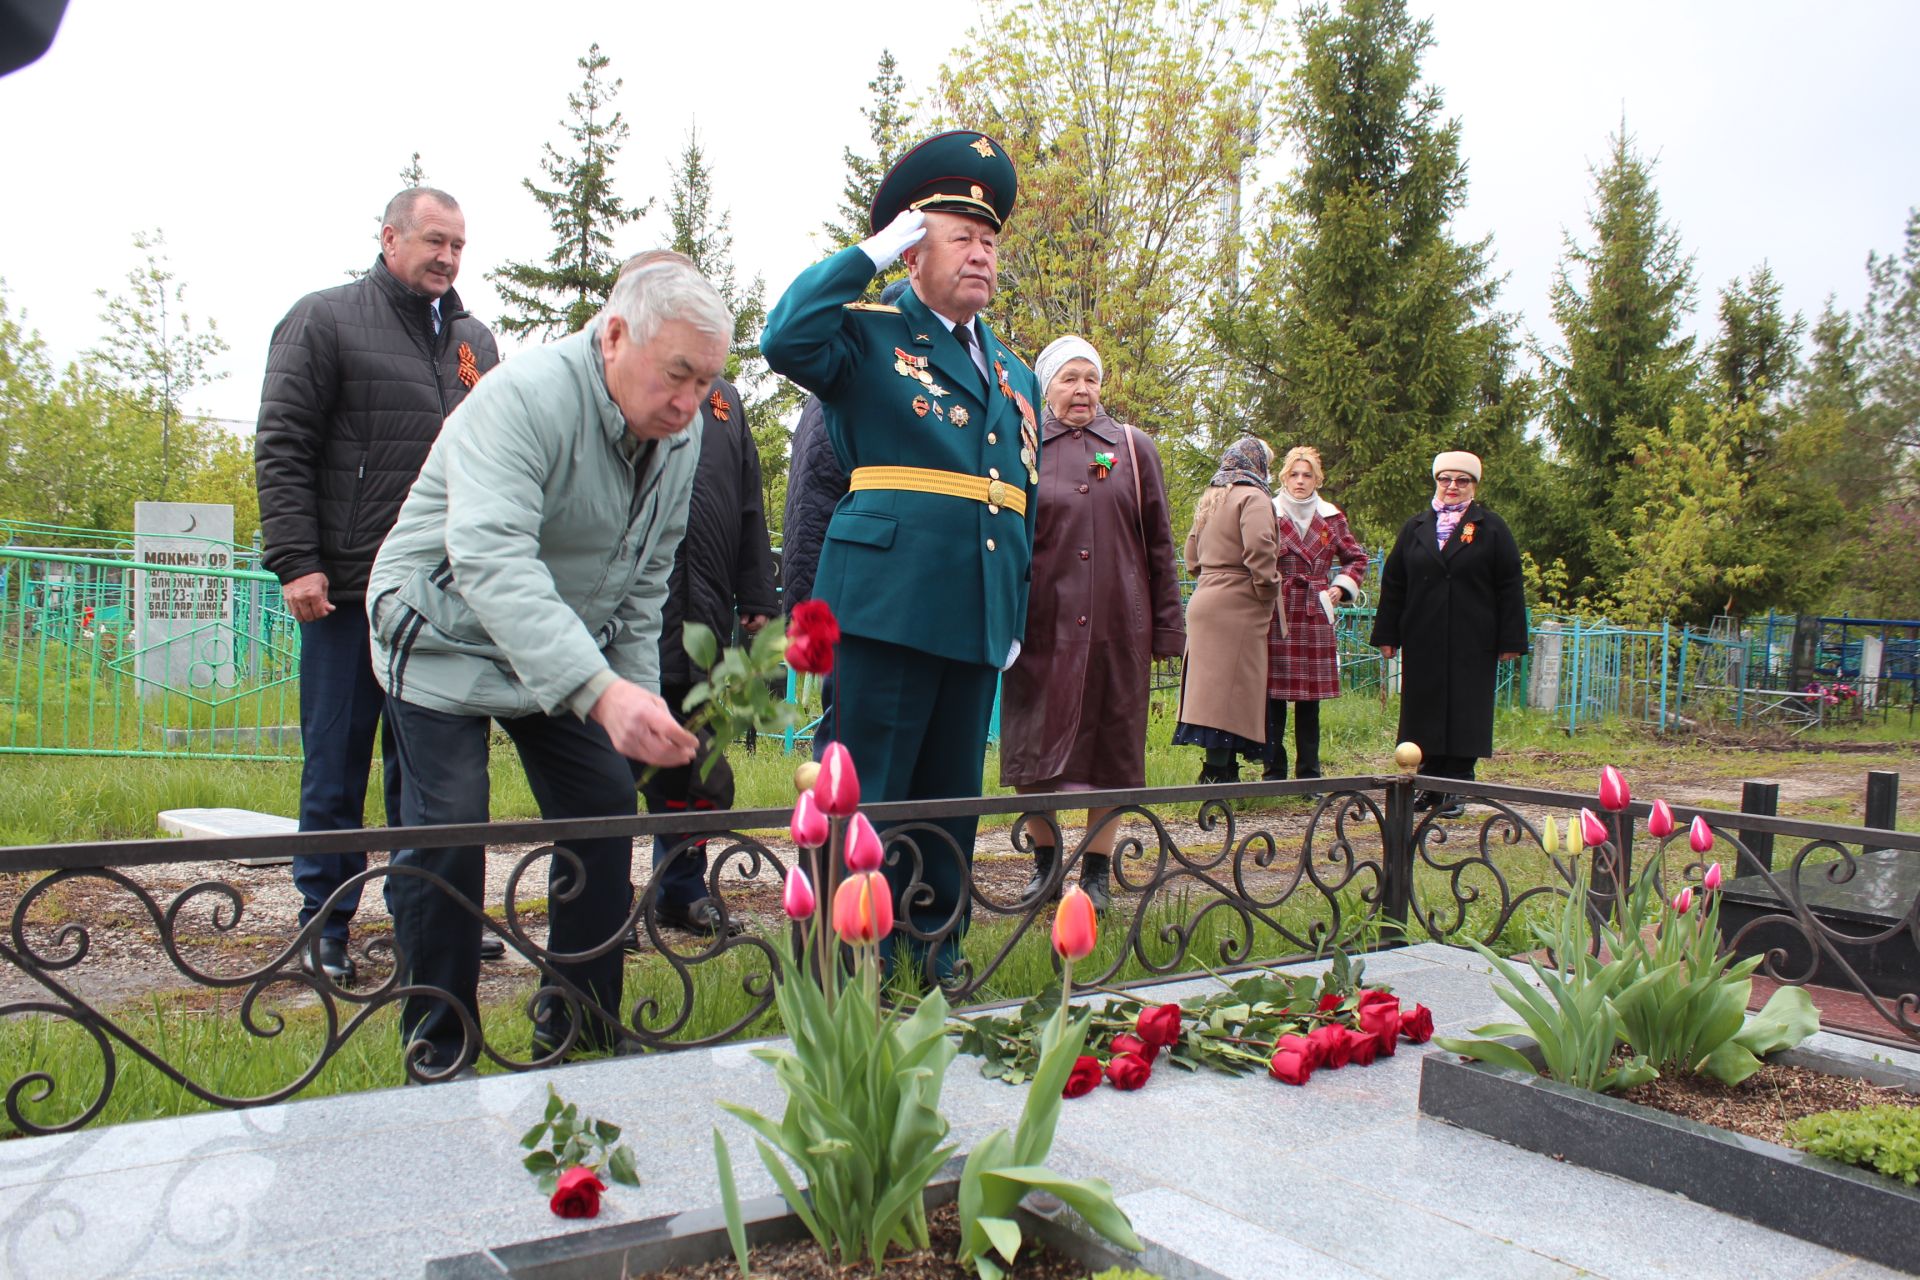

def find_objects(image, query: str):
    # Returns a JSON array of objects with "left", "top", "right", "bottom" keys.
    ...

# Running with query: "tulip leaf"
[
  {"left": 1734, "top": 985, "right": 1820, "bottom": 1057},
  {"left": 979, "top": 1215, "right": 1023, "bottom": 1263}
]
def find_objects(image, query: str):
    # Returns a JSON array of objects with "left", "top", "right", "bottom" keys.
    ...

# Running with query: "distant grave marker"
[{"left": 132, "top": 501, "right": 236, "bottom": 699}]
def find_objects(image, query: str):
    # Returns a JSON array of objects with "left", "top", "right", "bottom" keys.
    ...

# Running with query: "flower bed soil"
[
  {"left": 1618, "top": 1060, "right": 1920, "bottom": 1146},
  {"left": 644, "top": 1201, "right": 1088, "bottom": 1280}
]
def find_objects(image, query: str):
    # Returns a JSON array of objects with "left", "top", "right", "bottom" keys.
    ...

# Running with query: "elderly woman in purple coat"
[{"left": 1001, "top": 336, "right": 1184, "bottom": 911}]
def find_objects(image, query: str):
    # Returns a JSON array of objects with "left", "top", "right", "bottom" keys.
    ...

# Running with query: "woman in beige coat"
[{"left": 1173, "top": 437, "right": 1281, "bottom": 783}]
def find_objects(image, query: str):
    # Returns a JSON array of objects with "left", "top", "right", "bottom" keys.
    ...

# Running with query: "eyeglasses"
[{"left": 1435, "top": 474, "right": 1477, "bottom": 488}]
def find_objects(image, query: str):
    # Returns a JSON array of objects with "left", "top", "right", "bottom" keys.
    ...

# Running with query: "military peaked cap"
[{"left": 870, "top": 129, "right": 1018, "bottom": 233}]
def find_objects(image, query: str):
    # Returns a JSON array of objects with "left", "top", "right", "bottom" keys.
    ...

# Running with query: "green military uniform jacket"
[{"left": 762, "top": 247, "right": 1040, "bottom": 668}]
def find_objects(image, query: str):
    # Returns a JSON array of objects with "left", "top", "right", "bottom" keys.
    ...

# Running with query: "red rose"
[
  {"left": 550, "top": 1166, "right": 605, "bottom": 1218},
  {"left": 1275, "top": 1031, "right": 1322, "bottom": 1071},
  {"left": 1269, "top": 1044, "right": 1313, "bottom": 1085},
  {"left": 785, "top": 600, "right": 841, "bottom": 676},
  {"left": 1355, "top": 988, "right": 1399, "bottom": 1014},
  {"left": 1063, "top": 1055, "right": 1104, "bottom": 1098},
  {"left": 1105, "top": 1052, "right": 1153, "bottom": 1091},
  {"left": 1307, "top": 1023, "right": 1351, "bottom": 1069},
  {"left": 1357, "top": 994, "right": 1401, "bottom": 1056},
  {"left": 1341, "top": 1026, "right": 1380, "bottom": 1066},
  {"left": 1399, "top": 1004, "right": 1435, "bottom": 1044},
  {"left": 1110, "top": 1033, "right": 1157, "bottom": 1064},
  {"left": 1136, "top": 1003, "right": 1183, "bottom": 1049},
  {"left": 1315, "top": 992, "right": 1342, "bottom": 1014}
]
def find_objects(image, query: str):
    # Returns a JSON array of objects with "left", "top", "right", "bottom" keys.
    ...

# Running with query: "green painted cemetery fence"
[{"left": 0, "top": 542, "right": 299, "bottom": 760}]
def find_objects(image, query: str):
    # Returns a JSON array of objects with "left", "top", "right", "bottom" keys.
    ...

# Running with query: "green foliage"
[
  {"left": 490, "top": 44, "right": 648, "bottom": 340},
  {"left": 1597, "top": 863, "right": 1820, "bottom": 1086},
  {"left": 955, "top": 984, "right": 1141, "bottom": 1279},
  {"left": 822, "top": 49, "right": 916, "bottom": 270},
  {"left": 1786, "top": 1104, "right": 1920, "bottom": 1186},
  {"left": 1436, "top": 860, "right": 1658, "bottom": 1092},
  {"left": 519, "top": 1083, "right": 640, "bottom": 1194},
  {"left": 1218, "top": 0, "right": 1516, "bottom": 545},
  {"left": 938, "top": 0, "right": 1284, "bottom": 432},
  {"left": 718, "top": 973, "right": 960, "bottom": 1269},
  {"left": 677, "top": 619, "right": 801, "bottom": 781}
]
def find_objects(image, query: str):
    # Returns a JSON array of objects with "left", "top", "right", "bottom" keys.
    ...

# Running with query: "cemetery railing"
[
  {"left": 1, "top": 773, "right": 1914, "bottom": 1132},
  {"left": 0, "top": 547, "right": 299, "bottom": 759}
]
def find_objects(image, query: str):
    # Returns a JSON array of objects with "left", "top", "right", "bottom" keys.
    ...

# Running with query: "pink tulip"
[
  {"left": 813, "top": 741, "right": 861, "bottom": 817},
  {"left": 1672, "top": 886, "right": 1694, "bottom": 915},
  {"left": 1703, "top": 862, "right": 1723, "bottom": 892},
  {"left": 830, "top": 871, "right": 893, "bottom": 943},
  {"left": 1598, "top": 766, "right": 1631, "bottom": 813},
  {"left": 1579, "top": 808, "right": 1609, "bottom": 850},
  {"left": 782, "top": 866, "right": 816, "bottom": 920},
  {"left": 1689, "top": 815, "right": 1715, "bottom": 854},
  {"left": 1648, "top": 798, "right": 1675, "bottom": 839},
  {"left": 846, "top": 812, "right": 884, "bottom": 873},
  {"left": 1053, "top": 886, "right": 1099, "bottom": 961},
  {"left": 789, "top": 790, "right": 829, "bottom": 848}
]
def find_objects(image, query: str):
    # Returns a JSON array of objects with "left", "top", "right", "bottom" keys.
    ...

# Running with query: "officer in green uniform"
[{"left": 762, "top": 129, "right": 1038, "bottom": 980}]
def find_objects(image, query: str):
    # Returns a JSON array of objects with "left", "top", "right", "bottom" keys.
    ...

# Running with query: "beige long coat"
[{"left": 1175, "top": 484, "right": 1282, "bottom": 743}]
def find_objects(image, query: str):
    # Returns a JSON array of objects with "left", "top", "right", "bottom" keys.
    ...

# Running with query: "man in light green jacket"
[{"left": 367, "top": 253, "right": 729, "bottom": 1079}]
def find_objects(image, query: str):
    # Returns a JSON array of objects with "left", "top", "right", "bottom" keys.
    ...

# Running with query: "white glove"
[
  {"left": 1318, "top": 589, "right": 1337, "bottom": 625},
  {"left": 1001, "top": 638, "right": 1022, "bottom": 672},
  {"left": 859, "top": 209, "right": 927, "bottom": 269}
]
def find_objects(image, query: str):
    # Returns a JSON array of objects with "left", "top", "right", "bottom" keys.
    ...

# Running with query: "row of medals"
[{"left": 894, "top": 346, "right": 1039, "bottom": 484}]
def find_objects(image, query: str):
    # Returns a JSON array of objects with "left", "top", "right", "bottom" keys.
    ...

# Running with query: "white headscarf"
[{"left": 1034, "top": 335, "right": 1103, "bottom": 399}]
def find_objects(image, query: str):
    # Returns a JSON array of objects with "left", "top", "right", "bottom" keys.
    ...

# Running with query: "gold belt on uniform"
[{"left": 848, "top": 466, "right": 1028, "bottom": 517}]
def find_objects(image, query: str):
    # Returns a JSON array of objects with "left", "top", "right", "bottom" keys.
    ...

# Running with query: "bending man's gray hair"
[
  {"left": 606, "top": 249, "right": 734, "bottom": 348},
  {"left": 382, "top": 187, "right": 460, "bottom": 233}
]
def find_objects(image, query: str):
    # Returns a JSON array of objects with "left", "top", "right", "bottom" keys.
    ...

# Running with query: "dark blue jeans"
[
  {"left": 294, "top": 607, "right": 400, "bottom": 942},
  {"left": 383, "top": 696, "right": 636, "bottom": 1069}
]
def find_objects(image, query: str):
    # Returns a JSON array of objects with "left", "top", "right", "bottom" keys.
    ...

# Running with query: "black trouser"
[
  {"left": 1420, "top": 753, "right": 1477, "bottom": 807},
  {"left": 1262, "top": 699, "right": 1322, "bottom": 780},
  {"left": 384, "top": 696, "right": 635, "bottom": 1068},
  {"left": 827, "top": 634, "right": 998, "bottom": 982},
  {"left": 635, "top": 680, "right": 734, "bottom": 910}
]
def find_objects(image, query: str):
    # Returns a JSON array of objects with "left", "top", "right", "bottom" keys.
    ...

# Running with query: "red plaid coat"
[{"left": 1266, "top": 500, "right": 1367, "bottom": 701}]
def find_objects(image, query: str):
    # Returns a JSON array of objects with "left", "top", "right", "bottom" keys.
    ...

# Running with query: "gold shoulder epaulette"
[{"left": 844, "top": 302, "right": 901, "bottom": 313}]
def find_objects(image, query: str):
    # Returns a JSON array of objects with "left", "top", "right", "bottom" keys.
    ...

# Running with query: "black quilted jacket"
[
  {"left": 777, "top": 394, "right": 848, "bottom": 613},
  {"left": 254, "top": 258, "right": 499, "bottom": 602},
  {"left": 658, "top": 379, "right": 780, "bottom": 686}
]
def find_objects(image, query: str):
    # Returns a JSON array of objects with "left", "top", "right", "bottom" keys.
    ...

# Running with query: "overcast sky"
[{"left": 0, "top": 0, "right": 1914, "bottom": 430}]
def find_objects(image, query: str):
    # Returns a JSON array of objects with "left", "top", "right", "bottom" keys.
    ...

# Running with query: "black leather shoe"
[
  {"left": 406, "top": 1062, "right": 479, "bottom": 1086},
  {"left": 1414, "top": 791, "right": 1441, "bottom": 812},
  {"left": 1436, "top": 797, "right": 1468, "bottom": 820},
  {"left": 300, "top": 937, "right": 356, "bottom": 986},
  {"left": 656, "top": 898, "right": 744, "bottom": 937},
  {"left": 478, "top": 935, "right": 506, "bottom": 961},
  {"left": 1023, "top": 846, "right": 1061, "bottom": 902},
  {"left": 1080, "top": 853, "right": 1114, "bottom": 913}
]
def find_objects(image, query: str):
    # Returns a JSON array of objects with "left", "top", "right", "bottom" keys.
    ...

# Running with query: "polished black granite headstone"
[{"left": 1716, "top": 850, "right": 1920, "bottom": 999}]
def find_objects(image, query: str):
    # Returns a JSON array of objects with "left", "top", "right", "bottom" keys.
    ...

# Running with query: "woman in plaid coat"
[{"left": 1263, "top": 447, "right": 1367, "bottom": 783}]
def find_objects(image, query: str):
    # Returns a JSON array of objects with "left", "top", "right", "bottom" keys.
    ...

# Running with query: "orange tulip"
[
  {"left": 1052, "top": 885, "right": 1099, "bottom": 960},
  {"left": 830, "top": 871, "right": 893, "bottom": 944}
]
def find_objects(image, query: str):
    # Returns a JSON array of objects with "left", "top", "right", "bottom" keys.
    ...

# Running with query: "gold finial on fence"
[
  {"left": 794, "top": 760, "right": 821, "bottom": 796},
  {"left": 1394, "top": 741, "right": 1422, "bottom": 773}
]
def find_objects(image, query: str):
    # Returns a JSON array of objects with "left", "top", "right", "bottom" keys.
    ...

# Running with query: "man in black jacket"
[
  {"left": 254, "top": 187, "right": 501, "bottom": 984},
  {"left": 638, "top": 371, "right": 779, "bottom": 935}
]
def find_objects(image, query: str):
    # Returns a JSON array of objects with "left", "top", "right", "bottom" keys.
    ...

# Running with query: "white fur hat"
[{"left": 1431, "top": 450, "right": 1483, "bottom": 482}]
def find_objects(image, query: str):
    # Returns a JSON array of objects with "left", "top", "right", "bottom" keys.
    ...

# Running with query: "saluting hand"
[
  {"left": 590, "top": 679, "right": 698, "bottom": 767},
  {"left": 859, "top": 209, "right": 926, "bottom": 270}
]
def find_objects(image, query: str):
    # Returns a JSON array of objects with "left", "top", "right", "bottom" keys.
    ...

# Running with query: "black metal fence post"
[
  {"left": 1381, "top": 775, "right": 1415, "bottom": 943},
  {"left": 1866, "top": 771, "right": 1899, "bottom": 855},
  {"left": 1739, "top": 781, "right": 1781, "bottom": 874}
]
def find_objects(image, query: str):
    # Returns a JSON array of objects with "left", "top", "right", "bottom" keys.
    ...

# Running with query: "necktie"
[{"left": 953, "top": 323, "right": 989, "bottom": 395}]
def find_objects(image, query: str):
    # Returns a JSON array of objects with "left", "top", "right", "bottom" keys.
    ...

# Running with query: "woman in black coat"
[{"left": 1369, "top": 451, "right": 1527, "bottom": 817}]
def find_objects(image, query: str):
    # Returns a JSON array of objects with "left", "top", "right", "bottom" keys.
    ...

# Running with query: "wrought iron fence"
[{"left": 1, "top": 774, "right": 1913, "bottom": 1133}]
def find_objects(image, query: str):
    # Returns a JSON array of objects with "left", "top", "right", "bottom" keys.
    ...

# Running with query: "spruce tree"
[
  {"left": 1541, "top": 127, "right": 1698, "bottom": 476},
  {"left": 491, "top": 44, "right": 648, "bottom": 340},
  {"left": 1219, "top": 0, "right": 1511, "bottom": 544},
  {"left": 822, "top": 50, "right": 915, "bottom": 254}
]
